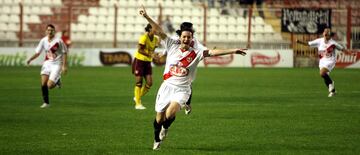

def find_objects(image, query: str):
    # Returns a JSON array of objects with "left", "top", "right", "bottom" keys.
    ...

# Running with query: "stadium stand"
[{"left": 0, "top": 0, "right": 359, "bottom": 49}]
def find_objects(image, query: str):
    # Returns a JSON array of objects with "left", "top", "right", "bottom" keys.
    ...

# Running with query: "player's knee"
[
  {"left": 166, "top": 103, "right": 180, "bottom": 118},
  {"left": 165, "top": 111, "right": 176, "bottom": 120},
  {"left": 156, "top": 114, "right": 165, "bottom": 123},
  {"left": 47, "top": 83, "right": 55, "bottom": 89},
  {"left": 135, "top": 81, "right": 142, "bottom": 87},
  {"left": 320, "top": 72, "right": 327, "bottom": 77},
  {"left": 146, "top": 82, "right": 152, "bottom": 88},
  {"left": 165, "top": 115, "right": 175, "bottom": 121}
]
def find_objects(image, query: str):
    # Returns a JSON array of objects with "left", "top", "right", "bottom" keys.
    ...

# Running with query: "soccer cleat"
[
  {"left": 328, "top": 81, "right": 335, "bottom": 92},
  {"left": 153, "top": 141, "right": 161, "bottom": 150},
  {"left": 40, "top": 103, "right": 50, "bottom": 108},
  {"left": 135, "top": 104, "right": 146, "bottom": 110},
  {"left": 159, "top": 126, "right": 168, "bottom": 141},
  {"left": 328, "top": 92, "right": 336, "bottom": 97},
  {"left": 185, "top": 104, "right": 192, "bottom": 115}
]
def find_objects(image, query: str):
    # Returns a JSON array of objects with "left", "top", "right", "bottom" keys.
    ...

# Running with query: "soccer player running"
[
  {"left": 139, "top": 5, "right": 247, "bottom": 150},
  {"left": 132, "top": 24, "right": 159, "bottom": 110},
  {"left": 297, "top": 28, "right": 346, "bottom": 97},
  {"left": 26, "top": 24, "right": 68, "bottom": 108}
]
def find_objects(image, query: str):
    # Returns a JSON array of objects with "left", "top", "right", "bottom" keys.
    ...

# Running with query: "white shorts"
[
  {"left": 40, "top": 61, "right": 61, "bottom": 82},
  {"left": 319, "top": 59, "right": 336, "bottom": 72},
  {"left": 155, "top": 82, "right": 191, "bottom": 112}
]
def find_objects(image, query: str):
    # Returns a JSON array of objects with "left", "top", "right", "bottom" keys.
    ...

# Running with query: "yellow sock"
[
  {"left": 134, "top": 86, "right": 141, "bottom": 105},
  {"left": 140, "top": 84, "right": 150, "bottom": 97}
]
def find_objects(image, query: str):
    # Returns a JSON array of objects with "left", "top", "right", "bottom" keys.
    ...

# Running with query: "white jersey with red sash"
[
  {"left": 308, "top": 38, "right": 343, "bottom": 62},
  {"left": 162, "top": 37, "right": 205, "bottom": 88},
  {"left": 162, "top": 36, "right": 207, "bottom": 83},
  {"left": 35, "top": 36, "right": 67, "bottom": 64},
  {"left": 308, "top": 38, "right": 344, "bottom": 71}
]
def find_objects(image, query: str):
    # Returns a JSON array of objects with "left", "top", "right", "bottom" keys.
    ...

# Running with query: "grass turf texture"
[{"left": 0, "top": 66, "right": 359, "bottom": 155}]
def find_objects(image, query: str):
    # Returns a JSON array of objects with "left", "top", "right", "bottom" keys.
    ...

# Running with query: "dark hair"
[
  {"left": 145, "top": 24, "right": 152, "bottom": 32},
  {"left": 330, "top": 32, "right": 335, "bottom": 37},
  {"left": 46, "top": 24, "right": 55, "bottom": 30},
  {"left": 176, "top": 22, "right": 195, "bottom": 36},
  {"left": 176, "top": 27, "right": 194, "bottom": 37},
  {"left": 323, "top": 28, "right": 335, "bottom": 37},
  {"left": 180, "top": 22, "right": 193, "bottom": 30}
]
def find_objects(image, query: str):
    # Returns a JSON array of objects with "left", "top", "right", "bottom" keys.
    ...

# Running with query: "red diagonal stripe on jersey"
[
  {"left": 50, "top": 42, "right": 59, "bottom": 53},
  {"left": 163, "top": 50, "right": 197, "bottom": 80},
  {"left": 319, "top": 44, "right": 337, "bottom": 59},
  {"left": 326, "top": 44, "right": 336, "bottom": 53},
  {"left": 45, "top": 42, "right": 60, "bottom": 61}
]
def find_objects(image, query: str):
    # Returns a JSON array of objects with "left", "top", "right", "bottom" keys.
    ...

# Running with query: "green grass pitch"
[{"left": 0, "top": 66, "right": 359, "bottom": 155}]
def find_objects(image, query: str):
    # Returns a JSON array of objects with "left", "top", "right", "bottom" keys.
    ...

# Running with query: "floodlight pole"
[
  {"left": 203, "top": 3, "right": 207, "bottom": 46},
  {"left": 247, "top": 6, "right": 253, "bottom": 48},
  {"left": 346, "top": 6, "right": 352, "bottom": 49},
  {"left": 19, "top": 2, "right": 23, "bottom": 47},
  {"left": 113, "top": 3, "right": 118, "bottom": 48}
]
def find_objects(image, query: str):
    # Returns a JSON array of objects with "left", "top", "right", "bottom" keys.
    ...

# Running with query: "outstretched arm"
[
  {"left": 296, "top": 39, "right": 309, "bottom": 46},
  {"left": 62, "top": 52, "right": 68, "bottom": 75},
  {"left": 139, "top": 5, "right": 167, "bottom": 40},
  {"left": 26, "top": 53, "right": 41, "bottom": 65},
  {"left": 59, "top": 40, "right": 68, "bottom": 74},
  {"left": 204, "top": 48, "right": 247, "bottom": 57}
]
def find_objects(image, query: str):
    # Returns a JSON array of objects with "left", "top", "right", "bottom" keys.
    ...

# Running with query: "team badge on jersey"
[
  {"left": 186, "top": 57, "right": 193, "bottom": 62},
  {"left": 169, "top": 65, "right": 189, "bottom": 77}
]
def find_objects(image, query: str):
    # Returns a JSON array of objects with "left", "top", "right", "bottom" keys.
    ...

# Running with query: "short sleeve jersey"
[
  {"left": 35, "top": 36, "right": 67, "bottom": 63},
  {"left": 162, "top": 37, "right": 205, "bottom": 87},
  {"left": 134, "top": 34, "right": 158, "bottom": 62},
  {"left": 308, "top": 38, "right": 344, "bottom": 61}
]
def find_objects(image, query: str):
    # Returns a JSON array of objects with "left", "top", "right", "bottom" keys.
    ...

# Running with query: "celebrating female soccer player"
[
  {"left": 163, "top": 22, "right": 208, "bottom": 115},
  {"left": 139, "top": 5, "right": 247, "bottom": 150}
]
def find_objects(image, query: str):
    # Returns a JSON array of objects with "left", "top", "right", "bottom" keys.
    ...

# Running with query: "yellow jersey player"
[{"left": 132, "top": 24, "right": 159, "bottom": 109}]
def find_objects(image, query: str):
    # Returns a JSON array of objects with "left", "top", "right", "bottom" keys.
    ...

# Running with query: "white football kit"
[
  {"left": 308, "top": 38, "right": 343, "bottom": 72},
  {"left": 155, "top": 37, "right": 205, "bottom": 112},
  {"left": 35, "top": 36, "right": 67, "bottom": 82},
  {"left": 161, "top": 36, "right": 207, "bottom": 82}
]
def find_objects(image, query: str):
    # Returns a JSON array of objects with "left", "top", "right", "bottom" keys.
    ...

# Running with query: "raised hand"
[{"left": 139, "top": 5, "right": 147, "bottom": 17}]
